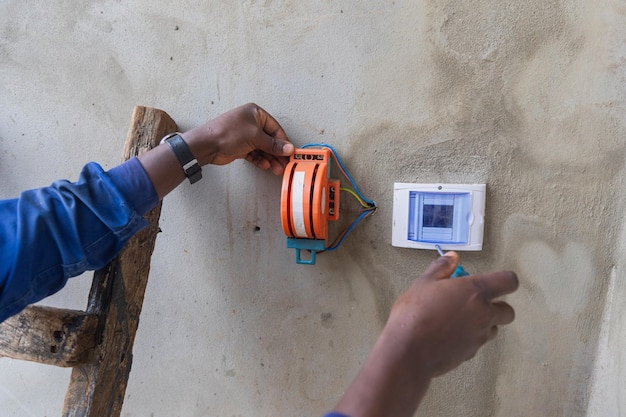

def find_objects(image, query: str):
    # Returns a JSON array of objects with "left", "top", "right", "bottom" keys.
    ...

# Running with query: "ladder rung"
[{"left": 0, "top": 305, "right": 98, "bottom": 367}]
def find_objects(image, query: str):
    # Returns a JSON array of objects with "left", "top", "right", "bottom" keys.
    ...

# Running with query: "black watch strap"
[{"left": 160, "top": 133, "right": 202, "bottom": 184}]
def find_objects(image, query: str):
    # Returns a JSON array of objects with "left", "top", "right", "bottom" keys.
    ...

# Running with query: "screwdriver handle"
[{"left": 451, "top": 265, "right": 470, "bottom": 278}]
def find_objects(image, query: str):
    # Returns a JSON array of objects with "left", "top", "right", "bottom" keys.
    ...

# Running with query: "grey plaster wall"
[{"left": 1, "top": 1, "right": 624, "bottom": 416}]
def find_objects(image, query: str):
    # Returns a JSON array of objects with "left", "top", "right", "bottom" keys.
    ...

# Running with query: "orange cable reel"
[{"left": 280, "top": 144, "right": 375, "bottom": 265}]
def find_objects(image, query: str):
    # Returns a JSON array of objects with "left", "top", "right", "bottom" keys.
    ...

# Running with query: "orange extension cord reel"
[
  {"left": 280, "top": 148, "right": 340, "bottom": 264},
  {"left": 280, "top": 144, "right": 377, "bottom": 265}
]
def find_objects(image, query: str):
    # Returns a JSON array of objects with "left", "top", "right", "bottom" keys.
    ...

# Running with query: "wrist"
[
  {"left": 381, "top": 311, "right": 437, "bottom": 380},
  {"left": 160, "top": 133, "right": 203, "bottom": 184},
  {"left": 180, "top": 126, "right": 219, "bottom": 166},
  {"left": 378, "top": 319, "right": 436, "bottom": 381},
  {"left": 334, "top": 323, "right": 433, "bottom": 417}
]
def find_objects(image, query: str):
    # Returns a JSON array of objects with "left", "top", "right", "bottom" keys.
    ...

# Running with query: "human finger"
[
  {"left": 253, "top": 131, "right": 294, "bottom": 158},
  {"left": 254, "top": 104, "right": 290, "bottom": 141},
  {"left": 268, "top": 155, "right": 288, "bottom": 175},
  {"left": 491, "top": 301, "right": 515, "bottom": 326},
  {"left": 245, "top": 151, "right": 288, "bottom": 175},
  {"left": 251, "top": 105, "right": 294, "bottom": 157},
  {"left": 419, "top": 251, "right": 458, "bottom": 281},
  {"left": 472, "top": 270, "right": 519, "bottom": 300},
  {"left": 245, "top": 152, "right": 271, "bottom": 171}
]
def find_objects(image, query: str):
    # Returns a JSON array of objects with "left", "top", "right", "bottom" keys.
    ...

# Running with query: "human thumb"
[
  {"left": 420, "top": 251, "right": 459, "bottom": 281},
  {"left": 256, "top": 132, "right": 294, "bottom": 156}
]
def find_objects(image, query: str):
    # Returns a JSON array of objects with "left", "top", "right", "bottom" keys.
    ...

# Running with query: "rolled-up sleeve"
[{"left": 0, "top": 157, "right": 159, "bottom": 322}]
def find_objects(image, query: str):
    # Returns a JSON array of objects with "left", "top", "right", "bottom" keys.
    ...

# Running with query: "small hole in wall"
[
  {"left": 50, "top": 345, "right": 58, "bottom": 353},
  {"left": 254, "top": 226, "right": 261, "bottom": 232}
]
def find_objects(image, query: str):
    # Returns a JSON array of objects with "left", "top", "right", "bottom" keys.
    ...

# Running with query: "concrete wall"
[{"left": 1, "top": 1, "right": 624, "bottom": 416}]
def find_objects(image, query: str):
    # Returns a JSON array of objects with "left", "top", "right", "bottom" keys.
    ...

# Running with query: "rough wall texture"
[{"left": 0, "top": 1, "right": 624, "bottom": 416}]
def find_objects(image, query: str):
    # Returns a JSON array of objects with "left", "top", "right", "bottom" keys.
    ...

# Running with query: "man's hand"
[
  {"left": 182, "top": 103, "right": 294, "bottom": 175},
  {"left": 139, "top": 103, "right": 294, "bottom": 198},
  {"left": 332, "top": 252, "right": 518, "bottom": 417},
  {"left": 387, "top": 251, "right": 518, "bottom": 377}
]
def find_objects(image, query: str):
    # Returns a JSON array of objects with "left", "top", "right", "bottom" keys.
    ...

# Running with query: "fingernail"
[
  {"left": 282, "top": 143, "right": 294, "bottom": 154},
  {"left": 443, "top": 251, "right": 456, "bottom": 258}
]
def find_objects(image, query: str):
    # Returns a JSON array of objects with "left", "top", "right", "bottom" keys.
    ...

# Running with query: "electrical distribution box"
[{"left": 392, "top": 183, "right": 486, "bottom": 251}]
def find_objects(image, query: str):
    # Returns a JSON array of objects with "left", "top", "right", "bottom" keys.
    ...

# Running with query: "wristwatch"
[{"left": 160, "top": 132, "right": 202, "bottom": 184}]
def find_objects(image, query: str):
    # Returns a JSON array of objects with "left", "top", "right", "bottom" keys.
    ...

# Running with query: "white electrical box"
[{"left": 392, "top": 183, "right": 486, "bottom": 251}]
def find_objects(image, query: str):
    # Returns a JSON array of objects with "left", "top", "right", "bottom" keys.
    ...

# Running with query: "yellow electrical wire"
[{"left": 340, "top": 187, "right": 370, "bottom": 208}]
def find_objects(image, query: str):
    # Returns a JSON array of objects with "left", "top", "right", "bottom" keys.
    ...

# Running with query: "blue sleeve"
[
  {"left": 323, "top": 413, "right": 350, "bottom": 417},
  {"left": 0, "top": 157, "right": 159, "bottom": 322}
]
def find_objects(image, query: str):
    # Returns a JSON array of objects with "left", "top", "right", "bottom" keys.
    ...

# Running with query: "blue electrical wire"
[
  {"left": 325, "top": 209, "right": 375, "bottom": 251},
  {"left": 301, "top": 143, "right": 376, "bottom": 207}
]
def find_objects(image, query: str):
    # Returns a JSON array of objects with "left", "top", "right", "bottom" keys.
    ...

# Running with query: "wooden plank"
[
  {"left": 0, "top": 306, "right": 98, "bottom": 367},
  {"left": 62, "top": 106, "right": 176, "bottom": 417}
]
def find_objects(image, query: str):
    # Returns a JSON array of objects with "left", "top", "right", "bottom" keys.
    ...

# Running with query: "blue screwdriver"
[{"left": 435, "top": 245, "right": 470, "bottom": 278}]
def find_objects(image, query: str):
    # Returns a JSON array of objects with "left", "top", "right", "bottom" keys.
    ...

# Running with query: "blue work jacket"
[{"left": 0, "top": 158, "right": 158, "bottom": 322}]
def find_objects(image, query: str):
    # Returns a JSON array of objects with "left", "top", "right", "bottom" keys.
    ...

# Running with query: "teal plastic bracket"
[{"left": 286, "top": 238, "right": 326, "bottom": 265}]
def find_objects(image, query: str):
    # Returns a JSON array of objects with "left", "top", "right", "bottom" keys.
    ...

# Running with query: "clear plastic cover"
[{"left": 408, "top": 192, "right": 470, "bottom": 244}]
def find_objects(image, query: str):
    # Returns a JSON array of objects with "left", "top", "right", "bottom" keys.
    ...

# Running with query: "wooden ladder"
[{"left": 0, "top": 106, "right": 176, "bottom": 417}]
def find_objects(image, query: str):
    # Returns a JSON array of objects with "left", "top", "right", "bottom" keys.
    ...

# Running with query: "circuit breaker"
[{"left": 392, "top": 183, "right": 486, "bottom": 251}]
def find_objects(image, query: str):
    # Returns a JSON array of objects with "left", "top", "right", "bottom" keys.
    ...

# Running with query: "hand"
[
  {"left": 386, "top": 251, "right": 518, "bottom": 377},
  {"left": 332, "top": 252, "right": 518, "bottom": 417},
  {"left": 182, "top": 103, "right": 294, "bottom": 175}
]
